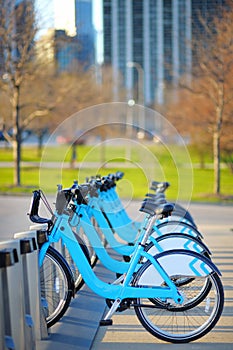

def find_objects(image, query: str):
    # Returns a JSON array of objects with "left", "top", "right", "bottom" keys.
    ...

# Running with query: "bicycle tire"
[
  {"left": 172, "top": 204, "right": 197, "bottom": 228},
  {"left": 40, "top": 246, "right": 74, "bottom": 328},
  {"left": 144, "top": 233, "right": 212, "bottom": 308},
  {"left": 133, "top": 256, "right": 224, "bottom": 343}
]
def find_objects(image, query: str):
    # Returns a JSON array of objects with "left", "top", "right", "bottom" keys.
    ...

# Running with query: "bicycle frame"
[
  {"left": 91, "top": 185, "right": 202, "bottom": 243},
  {"left": 38, "top": 208, "right": 219, "bottom": 306},
  {"left": 39, "top": 210, "right": 181, "bottom": 301},
  {"left": 81, "top": 194, "right": 207, "bottom": 259},
  {"left": 32, "top": 183, "right": 209, "bottom": 280},
  {"left": 69, "top": 194, "right": 210, "bottom": 270}
]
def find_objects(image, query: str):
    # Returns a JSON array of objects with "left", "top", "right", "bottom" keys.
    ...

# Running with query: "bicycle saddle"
[
  {"left": 139, "top": 201, "right": 174, "bottom": 217},
  {"left": 150, "top": 181, "right": 170, "bottom": 192}
]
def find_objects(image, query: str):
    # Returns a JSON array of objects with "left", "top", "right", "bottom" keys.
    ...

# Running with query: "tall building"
[
  {"left": 103, "top": 0, "right": 225, "bottom": 106},
  {"left": 75, "top": 0, "right": 95, "bottom": 67},
  {"left": 39, "top": 0, "right": 96, "bottom": 72}
]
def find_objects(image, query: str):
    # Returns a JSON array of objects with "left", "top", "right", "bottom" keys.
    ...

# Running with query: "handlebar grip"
[
  {"left": 29, "top": 190, "right": 53, "bottom": 225},
  {"left": 29, "top": 190, "right": 41, "bottom": 217}
]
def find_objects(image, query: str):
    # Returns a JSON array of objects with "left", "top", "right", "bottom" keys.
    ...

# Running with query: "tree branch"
[{"left": 22, "top": 109, "right": 51, "bottom": 129}]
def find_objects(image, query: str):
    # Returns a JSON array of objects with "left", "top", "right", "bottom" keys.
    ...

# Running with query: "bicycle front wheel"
[
  {"left": 40, "top": 246, "right": 74, "bottom": 328},
  {"left": 133, "top": 271, "right": 224, "bottom": 343}
]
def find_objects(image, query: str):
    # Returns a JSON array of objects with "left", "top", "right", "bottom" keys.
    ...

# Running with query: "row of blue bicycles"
[{"left": 28, "top": 171, "right": 224, "bottom": 343}]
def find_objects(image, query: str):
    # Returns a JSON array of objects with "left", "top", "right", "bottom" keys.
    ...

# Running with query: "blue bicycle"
[
  {"left": 43, "top": 179, "right": 211, "bottom": 289},
  {"left": 86, "top": 173, "right": 203, "bottom": 244},
  {"left": 29, "top": 184, "right": 224, "bottom": 343}
]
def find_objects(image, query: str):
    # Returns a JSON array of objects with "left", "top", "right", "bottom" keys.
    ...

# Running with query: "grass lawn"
[
  {"left": 0, "top": 144, "right": 232, "bottom": 202},
  {"left": 0, "top": 165, "right": 232, "bottom": 203}
]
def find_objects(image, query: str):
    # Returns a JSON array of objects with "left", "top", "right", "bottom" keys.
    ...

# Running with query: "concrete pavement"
[
  {"left": 91, "top": 202, "right": 233, "bottom": 349},
  {"left": 0, "top": 197, "right": 232, "bottom": 349}
]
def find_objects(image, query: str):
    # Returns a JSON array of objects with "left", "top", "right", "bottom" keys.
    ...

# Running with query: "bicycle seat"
[
  {"left": 140, "top": 202, "right": 174, "bottom": 217},
  {"left": 145, "top": 193, "right": 166, "bottom": 202},
  {"left": 156, "top": 203, "right": 174, "bottom": 216},
  {"left": 150, "top": 181, "right": 170, "bottom": 192},
  {"left": 142, "top": 197, "right": 167, "bottom": 206}
]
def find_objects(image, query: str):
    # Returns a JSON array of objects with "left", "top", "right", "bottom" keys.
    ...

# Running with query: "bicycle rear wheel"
[
  {"left": 133, "top": 270, "right": 224, "bottom": 343},
  {"left": 40, "top": 246, "right": 74, "bottom": 328}
]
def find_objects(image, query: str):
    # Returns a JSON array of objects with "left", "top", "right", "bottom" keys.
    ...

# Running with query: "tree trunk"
[
  {"left": 37, "top": 132, "right": 44, "bottom": 158},
  {"left": 12, "top": 85, "right": 21, "bottom": 186},
  {"left": 213, "top": 98, "right": 223, "bottom": 195},
  {"left": 100, "top": 135, "right": 106, "bottom": 166},
  {"left": 213, "top": 130, "right": 220, "bottom": 195},
  {"left": 13, "top": 138, "right": 21, "bottom": 186}
]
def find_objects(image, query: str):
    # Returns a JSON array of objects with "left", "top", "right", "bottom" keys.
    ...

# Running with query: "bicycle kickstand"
[{"left": 99, "top": 298, "right": 122, "bottom": 326}]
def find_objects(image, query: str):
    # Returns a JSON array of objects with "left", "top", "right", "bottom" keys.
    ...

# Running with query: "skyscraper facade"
[
  {"left": 75, "top": 0, "right": 95, "bottom": 67},
  {"left": 103, "top": 0, "right": 225, "bottom": 106},
  {"left": 46, "top": 0, "right": 96, "bottom": 72}
]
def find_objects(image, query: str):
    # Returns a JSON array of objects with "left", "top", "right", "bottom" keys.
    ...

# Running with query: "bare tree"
[
  {"left": 0, "top": 0, "right": 124, "bottom": 188},
  {"left": 0, "top": 0, "right": 48, "bottom": 185},
  {"left": 0, "top": 1, "right": 92, "bottom": 184},
  {"left": 170, "top": 3, "right": 233, "bottom": 195}
]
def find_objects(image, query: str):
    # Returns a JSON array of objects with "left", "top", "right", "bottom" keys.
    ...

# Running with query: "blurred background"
[{"left": 0, "top": 0, "right": 232, "bottom": 201}]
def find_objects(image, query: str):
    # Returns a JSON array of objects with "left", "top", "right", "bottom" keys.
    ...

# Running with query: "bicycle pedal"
[{"left": 99, "top": 319, "right": 113, "bottom": 326}]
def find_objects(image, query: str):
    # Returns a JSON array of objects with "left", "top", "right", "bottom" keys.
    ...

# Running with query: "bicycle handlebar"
[
  {"left": 29, "top": 190, "right": 53, "bottom": 226},
  {"left": 84, "top": 171, "right": 124, "bottom": 192}
]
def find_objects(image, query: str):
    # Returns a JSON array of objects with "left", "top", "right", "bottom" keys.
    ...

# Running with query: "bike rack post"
[
  {"left": 0, "top": 240, "right": 26, "bottom": 350},
  {"left": 0, "top": 248, "right": 17, "bottom": 349},
  {"left": 19, "top": 237, "right": 36, "bottom": 349},
  {"left": 14, "top": 230, "right": 49, "bottom": 341}
]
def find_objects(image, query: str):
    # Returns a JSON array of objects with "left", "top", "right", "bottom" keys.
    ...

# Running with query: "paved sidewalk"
[
  {"left": 36, "top": 262, "right": 115, "bottom": 350},
  {"left": 0, "top": 161, "right": 137, "bottom": 168},
  {"left": 90, "top": 203, "right": 233, "bottom": 350},
  {"left": 37, "top": 202, "right": 233, "bottom": 350},
  {"left": 0, "top": 197, "right": 232, "bottom": 349}
]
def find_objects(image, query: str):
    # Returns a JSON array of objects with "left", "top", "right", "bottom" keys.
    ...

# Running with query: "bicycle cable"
[{"left": 39, "top": 189, "right": 54, "bottom": 216}]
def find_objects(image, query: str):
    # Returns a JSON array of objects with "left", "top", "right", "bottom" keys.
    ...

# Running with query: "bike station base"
[{"left": 36, "top": 260, "right": 115, "bottom": 350}]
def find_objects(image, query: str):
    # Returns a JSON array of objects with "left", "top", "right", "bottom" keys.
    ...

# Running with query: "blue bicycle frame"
[
  {"left": 38, "top": 189, "right": 210, "bottom": 278},
  {"left": 83, "top": 195, "right": 208, "bottom": 259},
  {"left": 91, "top": 184, "right": 202, "bottom": 243},
  {"left": 38, "top": 207, "right": 220, "bottom": 306}
]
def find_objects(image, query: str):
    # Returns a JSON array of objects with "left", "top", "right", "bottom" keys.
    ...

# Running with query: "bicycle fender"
[
  {"left": 154, "top": 233, "right": 211, "bottom": 255},
  {"left": 138, "top": 249, "right": 221, "bottom": 287}
]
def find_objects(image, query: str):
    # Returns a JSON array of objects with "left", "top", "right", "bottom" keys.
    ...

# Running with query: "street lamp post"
[
  {"left": 126, "top": 61, "right": 144, "bottom": 106},
  {"left": 126, "top": 61, "right": 145, "bottom": 136},
  {"left": 125, "top": 99, "right": 135, "bottom": 161}
]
